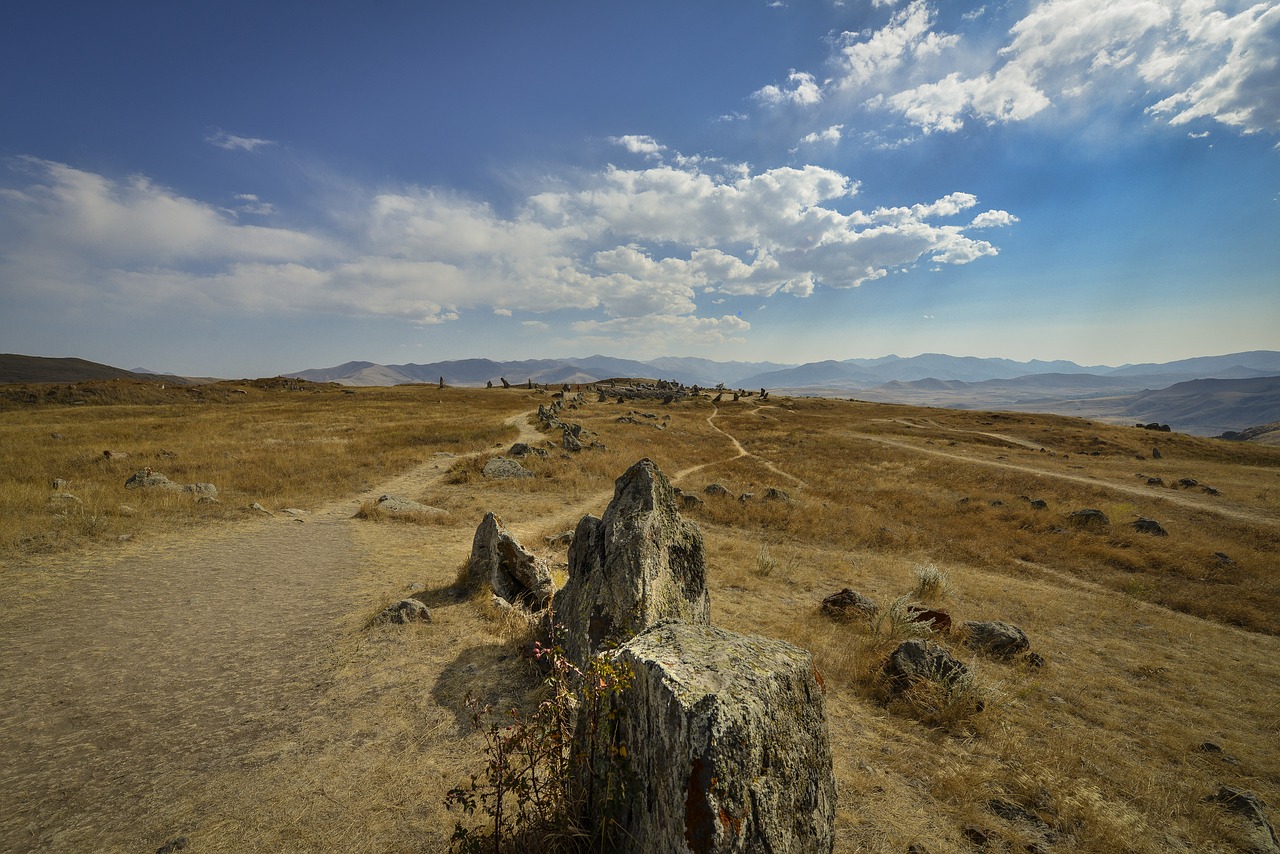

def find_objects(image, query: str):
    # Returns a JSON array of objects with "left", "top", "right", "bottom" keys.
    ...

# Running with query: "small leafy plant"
[{"left": 445, "top": 628, "right": 634, "bottom": 853}]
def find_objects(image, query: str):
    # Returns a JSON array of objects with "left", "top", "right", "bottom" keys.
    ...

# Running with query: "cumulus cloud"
[
  {"left": 0, "top": 153, "right": 1015, "bottom": 343},
  {"left": 610, "top": 134, "right": 667, "bottom": 156},
  {"left": 799, "top": 124, "right": 845, "bottom": 146},
  {"left": 755, "top": 0, "right": 1280, "bottom": 138},
  {"left": 754, "top": 70, "right": 823, "bottom": 106}
]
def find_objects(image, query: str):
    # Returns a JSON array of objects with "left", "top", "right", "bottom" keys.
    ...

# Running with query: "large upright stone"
[
  {"left": 467, "top": 513, "right": 555, "bottom": 610},
  {"left": 577, "top": 621, "right": 836, "bottom": 854},
  {"left": 554, "top": 459, "right": 709, "bottom": 665}
]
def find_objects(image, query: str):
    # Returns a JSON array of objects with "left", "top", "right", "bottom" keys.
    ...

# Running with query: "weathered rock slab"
[
  {"left": 468, "top": 512, "right": 554, "bottom": 610},
  {"left": 820, "top": 588, "right": 879, "bottom": 622},
  {"left": 554, "top": 459, "right": 709, "bottom": 666},
  {"left": 581, "top": 621, "right": 835, "bottom": 854}
]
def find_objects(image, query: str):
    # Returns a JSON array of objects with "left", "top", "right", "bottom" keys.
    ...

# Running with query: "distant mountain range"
[{"left": 4, "top": 350, "right": 1278, "bottom": 437}]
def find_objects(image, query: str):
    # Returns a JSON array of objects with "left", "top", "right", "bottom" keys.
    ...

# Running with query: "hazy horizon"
[{"left": 3, "top": 2, "right": 1278, "bottom": 378}]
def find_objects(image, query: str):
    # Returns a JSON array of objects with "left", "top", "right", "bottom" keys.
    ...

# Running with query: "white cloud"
[
  {"left": 754, "top": 70, "right": 823, "bottom": 106},
  {"left": 0, "top": 154, "right": 1016, "bottom": 342},
  {"left": 206, "top": 130, "right": 276, "bottom": 151},
  {"left": 756, "top": 0, "right": 1280, "bottom": 139},
  {"left": 799, "top": 124, "right": 845, "bottom": 145},
  {"left": 610, "top": 135, "right": 667, "bottom": 156}
]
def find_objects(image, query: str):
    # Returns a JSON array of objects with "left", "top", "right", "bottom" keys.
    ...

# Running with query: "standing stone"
[
  {"left": 554, "top": 459, "right": 709, "bottom": 666},
  {"left": 576, "top": 621, "right": 835, "bottom": 854},
  {"left": 468, "top": 512, "right": 555, "bottom": 610}
]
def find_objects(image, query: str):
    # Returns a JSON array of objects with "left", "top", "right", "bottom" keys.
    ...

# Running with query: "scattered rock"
[
  {"left": 1067, "top": 508, "right": 1110, "bottom": 529},
  {"left": 376, "top": 598, "right": 432, "bottom": 625},
  {"left": 102, "top": 450, "right": 129, "bottom": 460},
  {"left": 155, "top": 837, "right": 189, "bottom": 854},
  {"left": 1132, "top": 517, "right": 1168, "bottom": 536},
  {"left": 482, "top": 457, "right": 534, "bottom": 479},
  {"left": 1028, "top": 499, "right": 1048, "bottom": 510},
  {"left": 1023, "top": 652, "right": 1047, "bottom": 668},
  {"left": 883, "top": 640, "right": 973, "bottom": 696},
  {"left": 577, "top": 621, "right": 836, "bottom": 854},
  {"left": 1147, "top": 477, "right": 1165, "bottom": 486},
  {"left": 1207, "top": 786, "right": 1279, "bottom": 854},
  {"left": 680, "top": 493, "right": 704, "bottom": 510},
  {"left": 49, "top": 493, "right": 81, "bottom": 504},
  {"left": 184, "top": 482, "right": 218, "bottom": 499},
  {"left": 554, "top": 459, "right": 709, "bottom": 666},
  {"left": 468, "top": 512, "right": 555, "bottom": 611},
  {"left": 906, "top": 605, "right": 952, "bottom": 634},
  {"left": 246, "top": 502, "right": 273, "bottom": 515},
  {"left": 1178, "top": 478, "right": 1199, "bottom": 488},
  {"left": 124, "top": 470, "right": 180, "bottom": 491},
  {"left": 763, "top": 487, "right": 792, "bottom": 502},
  {"left": 1214, "top": 552, "right": 1236, "bottom": 566},
  {"left": 820, "top": 588, "right": 879, "bottom": 622},
  {"left": 962, "top": 620, "right": 1031, "bottom": 659},
  {"left": 703, "top": 483, "right": 730, "bottom": 496},
  {"left": 51, "top": 477, "right": 69, "bottom": 490}
]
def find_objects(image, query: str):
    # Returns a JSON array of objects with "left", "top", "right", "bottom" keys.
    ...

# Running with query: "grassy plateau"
[{"left": 1, "top": 378, "right": 1277, "bottom": 852}]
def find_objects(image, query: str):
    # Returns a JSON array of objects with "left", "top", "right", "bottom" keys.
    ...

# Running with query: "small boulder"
[
  {"left": 1131, "top": 517, "right": 1168, "bottom": 536},
  {"left": 124, "top": 470, "right": 180, "bottom": 490},
  {"left": 962, "top": 620, "right": 1031, "bottom": 659},
  {"left": 703, "top": 483, "right": 730, "bottom": 496},
  {"left": 906, "top": 605, "right": 952, "bottom": 634},
  {"left": 1067, "top": 508, "right": 1110, "bottom": 529},
  {"left": 1207, "top": 786, "right": 1279, "bottom": 854},
  {"left": 482, "top": 457, "right": 534, "bottom": 479},
  {"left": 184, "top": 482, "right": 218, "bottom": 499},
  {"left": 1028, "top": 499, "right": 1048, "bottom": 510},
  {"left": 51, "top": 477, "right": 69, "bottom": 490},
  {"left": 820, "top": 588, "right": 879, "bottom": 622},
  {"left": 376, "top": 598, "right": 431, "bottom": 625},
  {"left": 680, "top": 493, "right": 704, "bottom": 510},
  {"left": 763, "top": 487, "right": 792, "bottom": 502},
  {"left": 508, "top": 442, "right": 532, "bottom": 456},
  {"left": 884, "top": 639, "right": 973, "bottom": 696}
]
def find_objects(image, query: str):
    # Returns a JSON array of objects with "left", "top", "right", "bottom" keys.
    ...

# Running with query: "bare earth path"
[{"left": 0, "top": 412, "right": 540, "bottom": 853}]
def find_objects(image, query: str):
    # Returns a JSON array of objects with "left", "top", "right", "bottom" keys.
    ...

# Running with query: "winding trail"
[
  {"left": 847, "top": 431, "right": 1277, "bottom": 529},
  {"left": 671, "top": 404, "right": 806, "bottom": 488}
]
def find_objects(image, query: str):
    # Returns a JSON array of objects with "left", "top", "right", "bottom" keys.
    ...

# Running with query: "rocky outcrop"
[
  {"left": 1208, "top": 786, "right": 1279, "bottom": 854},
  {"left": 578, "top": 621, "right": 835, "bottom": 854},
  {"left": 468, "top": 513, "right": 555, "bottom": 610},
  {"left": 124, "top": 469, "right": 217, "bottom": 498},
  {"left": 554, "top": 459, "right": 709, "bottom": 666}
]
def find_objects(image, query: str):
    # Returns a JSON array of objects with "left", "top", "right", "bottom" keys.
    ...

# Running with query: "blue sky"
[{"left": 2, "top": 0, "right": 1278, "bottom": 377}]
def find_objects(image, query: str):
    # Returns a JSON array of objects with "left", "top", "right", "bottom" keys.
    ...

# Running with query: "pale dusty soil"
[{"left": 0, "top": 414, "right": 545, "bottom": 854}]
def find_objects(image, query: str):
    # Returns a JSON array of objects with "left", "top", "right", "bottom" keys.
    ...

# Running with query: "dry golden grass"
[{"left": 3, "top": 385, "right": 1278, "bottom": 852}]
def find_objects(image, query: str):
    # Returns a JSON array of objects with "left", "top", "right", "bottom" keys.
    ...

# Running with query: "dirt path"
[
  {"left": 672, "top": 405, "right": 806, "bottom": 487},
  {"left": 0, "top": 411, "right": 541, "bottom": 853},
  {"left": 848, "top": 431, "right": 1278, "bottom": 528}
]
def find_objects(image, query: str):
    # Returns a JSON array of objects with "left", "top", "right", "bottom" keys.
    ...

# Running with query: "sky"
[{"left": 1, "top": 0, "right": 1278, "bottom": 378}]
